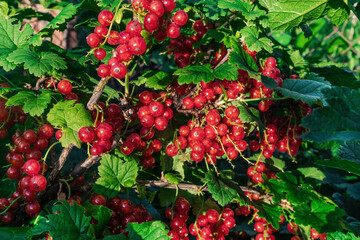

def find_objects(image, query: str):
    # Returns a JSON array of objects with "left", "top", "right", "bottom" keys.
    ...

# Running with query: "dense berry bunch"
[
  {"left": 90, "top": 194, "right": 154, "bottom": 235},
  {"left": 120, "top": 90, "right": 174, "bottom": 168},
  {"left": 0, "top": 125, "right": 53, "bottom": 223},
  {"left": 166, "top": 197, "right": 191, "bottom": 240},
  {"left": 189, "top": 208, "right": 236, "bottom": 240},
  {"left": 0, "top": 83, "right": 27, "bottom": 139},
  {"left": 57, "top": 79, "right": 79, "bottom": 103}
]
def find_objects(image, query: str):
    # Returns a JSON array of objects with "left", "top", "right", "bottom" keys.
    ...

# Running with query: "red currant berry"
[
  {"left": 98, "top": 10, "right": 114, "bottom": 27},
  {"left": 57, "top": 80, "right": 72, "bottom": 94},
  {"left": 173, "top": 10, "right": 188, "bottom": 26}
]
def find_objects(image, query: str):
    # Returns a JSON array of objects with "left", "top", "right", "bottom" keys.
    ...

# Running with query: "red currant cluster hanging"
[
  {"left": 0, "top": 83, "right": 27, "bottom": 139},
  {"left": 120, "top": 91, "right": 174, "bottom": 169},
  {"left": 0, "top": 125, "right": 53, "bottom": 223},
  {"left": 88, "top": 194, "right": 154, "bottom": 235},
  {"left": 188, "top": 208, "right": 236, "bottom": 240},
  {"left": 166, "top": 197, "right": 191, "bottom": 239}
]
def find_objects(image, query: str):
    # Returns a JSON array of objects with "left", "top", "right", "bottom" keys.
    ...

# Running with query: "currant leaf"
[
  {"left": 6, "top": 90, "right": 55, "bottom": 117},
  {"left": 83, "top": 202, "right": 112, "bottom": 238},
  {"left": 30, "top": 201, "right": 94, "bottom": 240},
  {"left": 277, "top": 79, "right": 331, "bottom": 105},
  {"left": 174, "top": 64, "right": 214, "bottom": 85},
  {"left": 240, "top": 26, "right": 273, "bottom": 53},
  {"left": 214, "top": 62, "right": 238, "bottom": 81},
  {"left": 7, "top": 48, "right": 67, "bottom": 77},
  {"left": 0, "top": 227, "right": 30, "bottom": 240},
  {"left": 93, "top": 153, "right": 139, "bottom": 198},
  {"left": 203, "top": 170, "right": 237, "bottom": 206},
  {"left": 0, "top": 16, "right": 33, "bottom": 71},
  {"left": 218, "top": 0, "right": 265, "bottom": 19},
  {"left": 132, "top": 71, "right": 172, "bottom": 90},
  {"left": 126, "top": 221, "right": 170, "bottom": 240}
]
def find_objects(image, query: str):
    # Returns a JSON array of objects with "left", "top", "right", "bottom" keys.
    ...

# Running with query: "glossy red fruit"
[
  {"left": 179, "top": 125, "right": 190, "bottom": 137},
  {"left": 94, "top": 25, "right": 108, "bottom": 39},
  {"left": 90, "top": 145, "right": 102, "bottom": 156},
  {"left": 121, "top": 141, "right": 134, "bottom": 155},
  {"left": 0, "top": 198, "right": 9, "bottom": 211},
  {"left": 119, "top": 199, "right": 133, "bottom": 216},
  {"left": 90, "top": 193, "right": 107, "bottom": 206},
  {"left": 22, "top": 129, "right": 37, "bottom": 144},
  {"left": 126, "top": 20, "right": 143, "bottom": 36},
  {"left": 55, "top": 129, "right": 62, "bottom": 140},
  {"left": 78, "top": 127, "right": 95, "bottom": 143},
  {"left": 173, "top": 10, "right": 188, "bottom": 26},
  {"left": 57, "top": 80, "right": 72, "bottom": 94},
  {"left": 287, "top": 222, "right": 298, "bottom": 233},
  {"left": 29, "top": 174, "right": 47, "bottom": 192},
  {"left": 116, "top": 44, "right": 132, "bottom": 62},
  {"left": 144, "top": 13, "right": 160, "bottom": 32},
  {"left": 23, "top": 160, "right": 41, "bottom": 176},
  {"left": 25, "top": 149, "right": 42, "bottom": 161},
  {"left": 64, "top": 92, "right": 78, "bottom": 103},
  {"left": 149, "top": 101, "right": 164, "bottom": 117},
  {"left": 149, "top": 0, "right": 164, "bottom": 17},
  {"left": 98, "top": 10, "right": 114, "bottom": 26},
  {"left": 141, "top": 156, "right": 155, "bottom": 168},
  {"left": 22, "top": 188, "right": 37, "bottom": 202},
  {"left": 111, "top": 62, "right": 128, "bottom": 79},
  {"left": 97, "top": 64, "right": 111, "bottom": 78},
  {"left": 194, "top": 94, "right": 206, "bottom": 108},
  {"left": 94, "top": 47, "right": 107, "bottom": 60},
  {"left": 167, "top": 23, "right": 181, "bottom": 38},
  {"left": 206, "top": 209, "right": 219, "bottom": 224},
  {"left": 107, "top": 30, "right": 120, "bottom": 45},
  {"left": 154, "top": 116, "right": 168, "bottom": 131},
  {"left": 96, "top": 123, "right": 113, "bottom": 140},
  {"left": 6, "top": 166, "right": 20, "bottom": 179},
  {"left": 166, "top": 144, "right": 178, "bottom": 157},
  {"left": 182, "top": 97, "right": 194, "bottom": 109},
  {"left": 161, "top": 0, "right": 175, "bottom": 12},
  {"left": 25, "top": 201, "right": 41, "bottom": 217},
  {"left": 128, "top": 36, "right": 147, "bottom": 55},
  {"left": 140, "top": 127, "right": 155, "bottom": 140},
  {"left": 87, "top": 33, "right": 100, "bottom": 48},
  {"left": 33, "top": 137, "right": 48, "bottom": 150},
  {"left": 38, "top": 124, "right": 54, "bottom": 139}
]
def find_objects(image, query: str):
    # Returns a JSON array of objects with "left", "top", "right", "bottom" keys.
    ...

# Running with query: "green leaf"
[
  {"left": 229, "top": 44, "right": 258, "bottom": 74},
  {"left": 132, "top": 71, "right": 172, "bottom": 90},
  {"left": 293, "top": 199, "right": 346, "bottom": 232},
  {"left": 310, "top": 65, "right": 360, "bottom": 89},
  {"left": 0, "top": 16, "right": 33, "bottom": 71},
  {"left": 203, "top": 170, "right": 237, "bottom": 206},
  {"left": 126, "top": 221, "right": 170, "bottom": 240},
  {"left": 30, "top": 201, "right": 94, "bottom": 240},
  {"left": 261, "top": 75, "right": 278, "bottom": 90},
  {"left": 29, "top": 3, "right": 79, "bottom": 45},
  {"left": 103, "top": 235, "right": 128, "bottom": 240},
  {"left": 93, "top": 153, "right": 139, "bottom": 198},
  {"left": 83, "top": 202, "right": 112, "bottom": 238},
  {"left": 214, "top": 62, "right": 238, "bottom": 80},
  {"left": 287, "top": 50, "right": 308, "bottom": 68},
  {"left": 47, "top": 100, "right": 93, "bottom": 148},
  {"left": 301, "top": 87, "right": 360, "bottom": 142},
  {"left": 327, "top": 232, "right": 360, "bottom": 240},
  {"left": 338, "top": 142, "right": 360, "bottom": 164},
  {"left": 323, "top": 0, "right": 350, "bottom": 26},
  {"left": 277, "top": 79, "right": 330, "bottom": 105},
  {"left": 193, "top": 29, "right": 226, "bottom": 49},
  {"left": 297, "top": 167, "right": 326, "bottom": 181},
  {"left": 174, "top": 64, "right": 214, "bottom": 85},
  {"left": 240, "top": 26, "right": 272, "bottom": 53},
  {"left": 0, "top": 227, "right": 30, "bottom": 240},
  {"left": 7, "top": 48, "right": 66, "bottom": 77},
  {"left": 259, "top": 0, "right": 327, "bottom": 31},
  {"left": 315, "top": 158, "right": 360, "bottom": 177},
  {"left": 254, "top": 203, "right": 282, "bottom": 230},
  {"left": 6, "top": 90, "right": 54, "bottom": 116},
  {"left": 218, "top": 0, "right": 265, "bottom": 19}
]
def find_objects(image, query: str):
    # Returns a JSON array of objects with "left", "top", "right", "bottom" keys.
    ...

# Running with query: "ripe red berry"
[
  {"left": 87, "top": 33, "right": 100, "bottom": 48},
  {"left": 149, "top": 0, "right": 164, "bottom": 17},
  {"left": 173, "top": 10, "right": 188, "bottom": 26},
  {"left": 98, "top": 10, "right": 114, "bottom": 26},
  {"left": 23, "top": 160, "right": 41, "bottom": 176},
  {"left": 78, "top": 127, "right": 95, "bottom": 143},
  {"left": 162, "top": 0, "right": 175, "bottom": 12},
  {"left": 167, "top": 23, "right": 181, "bottom": 38},
  {"left": 29, "top": 174, "right": 47, "bottom": 192},
  {"left": 90, "top": 193, "right": 107, "bottom": 206},
  {"left": 38, "top": 124, "right": 54, "bottom": 139},
  {"left": 25, "top": 201, "right": 41, "bottom": 217},
  {"left": 94, "top": 25, "right": 108, "bottom": 39},
  {"left": 116, "top": 44, "right": 132, "bottom": 62},
  {"left": 144, "top": 13, "right": 160, "bottom": 32},
  {"left": 57, "top": 80, "right": 73, "bottom": 94},
  {"left": 182, "top": 97, "right": 194, "bottom": 109},
  {"left": 128, "top": 36, "right": 147, "bottom": 55},
  {"left": 111, "top": 63, "right": 128, "bottom": 79},
  {"left": 94, "top": 47, "right": 107, "bottom": 60},
  {"left": 22, "top": 129, "right": 37, "bottom": 144},
  {"left": 121, "top": 141, "right": 134, "bottom": 155},
  {"left": 126, "top": 20, "right": 143, "bottom": 36}
]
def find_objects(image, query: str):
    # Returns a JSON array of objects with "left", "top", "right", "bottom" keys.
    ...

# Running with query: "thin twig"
[
  {"left": 48, "top": 144, "right": 75, "bottom": 182},
  {"left": 87, "top": 77, "right": 110, "bottom": 111}
]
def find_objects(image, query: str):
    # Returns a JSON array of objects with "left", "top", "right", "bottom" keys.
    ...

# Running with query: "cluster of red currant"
[
  {"left": 120, "top": 91, "right": 174, "bottom": 168},
  {"left": 166, "top": 104, "right": 248, "bottom": 164},
  {"left": 89, "top": 193, "right": 154, "bottom": 235},
  {"left": 288, "top": 223, "right": 327, "bottom": 240},
  {"left": 56, "top": 79, "right": 79, "bottom": 103},
  {"left": 0, "top": 83, "right": 27, "bottom": 139},
  {"left": 165, "top": 197, "right": 191, "bottom": 239},
  {"left": 0, "top": 125, "right": 54, "bottom": 223},
  {"left": 165, "top": 20, "right": 214, "bottom": 68},
  {"left": 188, "top": 208, "right": 236, "bottom": 240}
]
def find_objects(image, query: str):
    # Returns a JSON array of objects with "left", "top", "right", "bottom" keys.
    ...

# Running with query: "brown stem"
[
  {"left": 87, "top": 77, "right": 110, "bottom": 111},
  {"left": 34, "top": 76, "right": 46, "bottom": 91},
  {"left": 214, "top": 48, "right": 233, "bottom": 69},
  {"left": 48, "top": 144, "right": 75, "bottom": 182}
]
